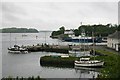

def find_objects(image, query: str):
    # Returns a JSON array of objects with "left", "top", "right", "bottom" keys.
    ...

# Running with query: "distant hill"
[
  {"left": 0, "top": 27, "right": 39, "bottom": 33},
  {"left": 39, "top": 30, "right": 52, "bottom": 32}
]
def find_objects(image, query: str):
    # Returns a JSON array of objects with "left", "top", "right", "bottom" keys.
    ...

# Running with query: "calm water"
[{"left": 2, "top": 32, "right": 99, "bottom": 78}]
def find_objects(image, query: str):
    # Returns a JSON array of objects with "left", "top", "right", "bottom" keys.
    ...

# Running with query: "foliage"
[
  {"left": 74, "top": 29, "right": 79, "bottom": 36},
  {"left": 95, "top": 50, "right": 120, "bottom": 79},
  {"left": 51, "top": 26, "right": 65, "bottom": 37},
  {"left": 118, "top": 25, "right": 120, "bottom": 31},
  {"left": 76, "top": 24, "right": 118, "bottom": 37},
  {"left": 40, "top": 56, "right": 78, "bottom": 68},
  {"left": 59, "top": 26, "right": 65, "bottom": 33},
  {"left": 51, "top": 24, "right": 118, "bottom": 38},
  {"left": 1, "top": 27, "right": 39, "bottom": 33}
]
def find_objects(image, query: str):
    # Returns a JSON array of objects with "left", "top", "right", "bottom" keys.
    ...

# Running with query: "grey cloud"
[
  {"left": 2, "top": 2, "right": 27, "bottom": 23},
  {"left": 1, "top": 2, "right": 118, "bottom": 30},
  {"left": 118, "top": 1, "right": 120, "bottom": 24},
  {"left": 2, "top": 2, "right": 26, "bottom": 15}
]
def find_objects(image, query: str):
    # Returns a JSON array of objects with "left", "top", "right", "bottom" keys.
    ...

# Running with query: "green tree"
[
  {"left": 118, "top": 25, "right": 120, "bottom": 31},
  {"left": 59, "top": 26, "right": 65, "bottom": 34}
]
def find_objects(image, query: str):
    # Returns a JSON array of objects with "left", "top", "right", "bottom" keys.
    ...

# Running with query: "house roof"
[{"left": 108, "top": 31, "right": 120, "bottom": 39}]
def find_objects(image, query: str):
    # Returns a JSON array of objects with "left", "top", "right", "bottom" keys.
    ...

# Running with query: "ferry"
[
  {"left": 63, "top": 30, "right": 102, "bottom": 43},
  {"left": 63, "top": 36, "right": 102, "bottom": 43}
]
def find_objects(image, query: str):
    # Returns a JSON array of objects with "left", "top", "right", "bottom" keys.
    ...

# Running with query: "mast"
[
  {"left": 92, "top": 31, "right": 95, "bottom": 58},
  {"left": 80, "top": 22, "right": 82, "bottom": 26},
  {"left": 84, "top": 30, "right": 85, "bottom": 55},
  {"left": 10, "top": 33, "right": 11, "bottom": 48},
  {"left": 15, "top": 37, "right": 17, "bottom": 45},
  {"left": 79, "top": 31, "right": 81, "bottom": 54},
  {"left": 92, "top": 29, "right": 95, "bottom": 79},
  {"left": 86, "top": 31, "right": 89, "bottom": 51},
  {"left": 82, "top": 28, "right": 85, "bottom": 56},
  {"left": 45, "top": 31, "right": 46, "bottom": 44}
]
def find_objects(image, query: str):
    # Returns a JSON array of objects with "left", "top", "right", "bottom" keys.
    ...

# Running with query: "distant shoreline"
[{"left": 0, "top": 27, "right": 39, "bottom": 33}]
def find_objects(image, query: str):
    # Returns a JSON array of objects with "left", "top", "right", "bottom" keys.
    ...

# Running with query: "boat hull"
[
  {"left": 8, "top": 50, "right": 28, "bottom": 54},
  {"left": 74, "top": 66, "right": 99, "bottom": 71},
  {"left": 69, "top": 51, "right": 90, "bottom": 57},
  {"left": 8, "top": 45, "right": 28, "bottom": 54},
  {"left": 63, "top": 38, "right": 102, "bottom": 43},
  {"left": 74, "top": 61, "right": 104, "bottom": 68}
]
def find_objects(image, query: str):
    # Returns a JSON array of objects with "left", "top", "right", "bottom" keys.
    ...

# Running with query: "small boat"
[
  {"left": 8, "top": 34, "right": 28, "bottom": 54},
  {"left": 8, "top": 45, "right": 28, "bottom": 54},
  {"left": 74, "top": 66, "right": 99, "bottom": 71},
  {"left": 74, "top": 30, "right": 104, "bottom": 68},
  {"left": 47, "top": 53, "right": 69, "bottom": 58},
  {"left": 74, "top": 58, "right": 104, "bottom": 68},
  {"left": 22, "top": 34, "right": 27, "bottom": 37},
  {"left": 69, "top": 48, "right": 90, "bottom": 57},
  {"left": 69, "top": 48, "right": 81, "bottom": 54}
]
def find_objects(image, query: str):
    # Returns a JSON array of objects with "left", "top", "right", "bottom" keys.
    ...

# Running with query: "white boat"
[
  {"left": 74, "top": 31, "right": 104, "bottom": 68},
  {"left": 47, "top": 53, "right": 69, "bottom": 58},
  {"left": 74, "top": 58, "right": 104, "bottom": 67},
  {"left": 69, "top": 49, "right": 90, "bottom": 57},
  {"left": 8, "top": 45, "right": 28, "bottom": 54},
  {"left": 8, "top": 34, "right": 28, "bottom": 54},
  {"left": 74, "top": 66, "right": 99, "bottom": 71}
]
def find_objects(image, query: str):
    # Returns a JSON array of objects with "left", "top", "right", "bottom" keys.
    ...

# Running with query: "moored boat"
[
  {"left": 63, "top": 36, "right": 102, "bottom": 43},
  {"left": 74, "top": 58, "right": 104, "bottom": 67},
  {"left": 69, "top": 49, "right": 90, "bottom": 57},
  {"left": 74, "top": 30, "right": 104, "bottom": 68},
  {"left": 8, "top": 45, "right": 28, "bottom": 54}
]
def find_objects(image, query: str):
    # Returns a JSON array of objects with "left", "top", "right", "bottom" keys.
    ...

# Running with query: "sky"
[{"left": 1, "top": 1, "right": 118, "bottom": 31}]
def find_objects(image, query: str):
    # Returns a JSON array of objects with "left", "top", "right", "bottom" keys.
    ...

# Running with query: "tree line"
[
  {"left": 51, "top": 24, "right": 120, "bottom": 37},
  {"left": 0, "top": 27, "right": 39, "bottom": 33}
]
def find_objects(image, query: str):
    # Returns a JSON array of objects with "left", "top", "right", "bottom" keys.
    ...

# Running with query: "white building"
[
  {"left": 107, "top": 31, "right": 120, "bottom": 51},
  {"left": 64, "top": 29, "right": 74, "bottom": 37}
]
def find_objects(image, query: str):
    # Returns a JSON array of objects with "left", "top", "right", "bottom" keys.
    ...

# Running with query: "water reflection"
[
  {"left": 74, "top": 66, "right": 100, "bottom": 78},
  {"left": 40, "top": 62, "right": 100, "bottom": 78}
]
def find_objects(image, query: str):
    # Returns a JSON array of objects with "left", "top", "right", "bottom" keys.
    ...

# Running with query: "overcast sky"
[{"left": 1, "top": 2, "right": 118, "bottom": 31}]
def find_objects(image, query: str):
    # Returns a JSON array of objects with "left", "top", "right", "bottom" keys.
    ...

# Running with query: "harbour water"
[{"left": 2, "top": 32, "right": 99, "bottom": 78}]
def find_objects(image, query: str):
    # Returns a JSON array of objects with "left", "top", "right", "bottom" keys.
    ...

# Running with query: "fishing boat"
[
  {"left": 74, "top": 58, "right": 104, "bottom": 67},
  {"left": 8, "top": 45, "right": 28, "bottom": 54},
  {"left": 74, "top": 30, "right": 104, "bottom": 67},
  {"left": 8, "top": 33, "right": 28, "bottom": 54},
  {"left": 74, "top": 65, "right": 99, "bottom": 71}
]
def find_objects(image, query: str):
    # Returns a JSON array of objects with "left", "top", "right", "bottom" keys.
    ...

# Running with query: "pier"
[
  {"left": 22, "top": 43, "right": 107, "bottom": 54},
  {"left": 26, "top": 44, "right": 70, "bottom": 53}
]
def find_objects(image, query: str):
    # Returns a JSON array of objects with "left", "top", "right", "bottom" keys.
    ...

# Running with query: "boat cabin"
[{"left": 80, "top": 58, "right": 90, "bottom": 61}]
